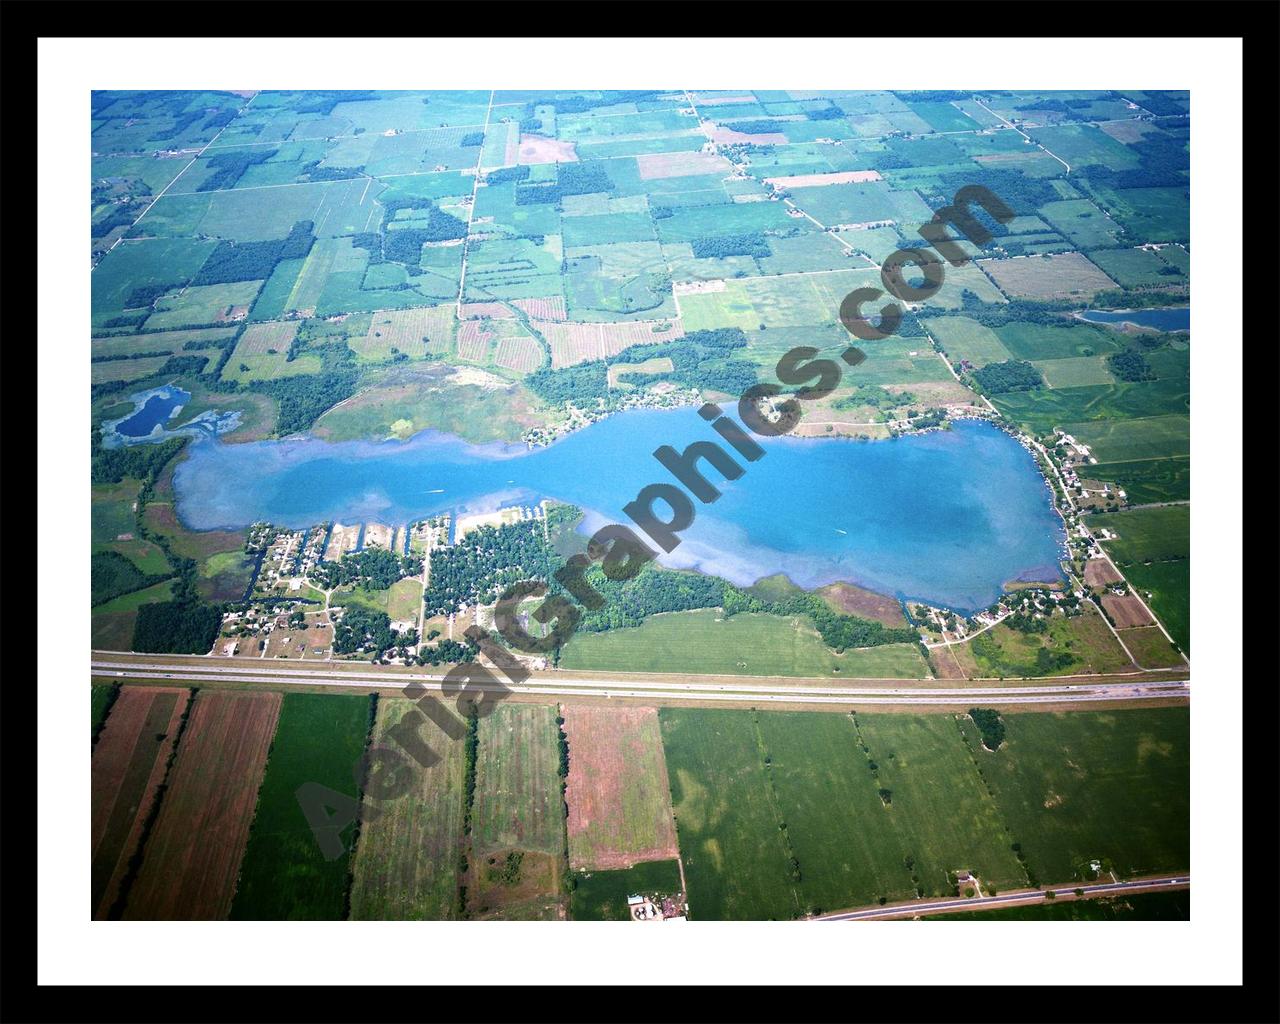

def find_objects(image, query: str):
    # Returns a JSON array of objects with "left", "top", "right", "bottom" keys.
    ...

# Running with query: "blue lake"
[
  {"left": 1079, "top": 307, "right": 1190, "bottom": 331},
  {"left": 173, "top": 411, "right": 1066, "bottom": 613},
  {"left": 117, "top": 386, "right": 191, "bottom": 438}
]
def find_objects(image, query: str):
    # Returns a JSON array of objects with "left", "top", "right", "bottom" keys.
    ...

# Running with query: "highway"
[
  {"left": 90, "top": 657, "right": 1189, "bottom": 708},
  {"left": 814, "top": 875, "right": 1190, "bottom": 920}
]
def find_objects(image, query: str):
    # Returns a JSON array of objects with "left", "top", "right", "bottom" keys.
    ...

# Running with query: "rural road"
[
  {"left": 814, "top": 875, "right": 1190, "bottom": 920},
  {"left": 90, "top": 656, "right": 1189, "bottom": 708}
]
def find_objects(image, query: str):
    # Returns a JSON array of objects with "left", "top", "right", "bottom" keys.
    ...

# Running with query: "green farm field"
[
  {"left": 231, "top": 693, "right": 372, "bottom": 920},
  {"left": 662, "top": 705, "right": 1190, "bottom": 919},
  {"left": 1087, "top": 457, "right": 1189, "bottom": 504},
  {"left": 966, "top": 708, "right": 1189, "bottom": 883}
]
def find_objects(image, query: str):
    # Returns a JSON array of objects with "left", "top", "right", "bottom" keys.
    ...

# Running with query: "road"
[
  {"left": 815, "top": 875, "right": 1189, "bottom": 921},
  {"left": 90, "top": 656, "right": 1189, "bottom": 709}
]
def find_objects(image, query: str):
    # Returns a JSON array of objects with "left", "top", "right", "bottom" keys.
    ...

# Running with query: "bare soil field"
[
  {"left": 765, "top": 170, "right": 883, "bottom": 188},
  {"left": 818, "top": 582, "right": 907, "bottom": 627},
  {"left": 932, "top": 642, "right": 977, "bottom": 680},
  {"left": 518, "top": 134, "right": 577, "bottom": 165},
  {"left": 1085, "top": 559, "right": 1125, "bottom": 586},
  {"left": 637, "top": 151, "right": 733, "bottom": 180},
  {"left": 91, "top": 686, "right": 192, "bottom": 918},
  {"left": 122, "top": 691, "right": 282, "bottom": 919},
  {"left": 1103, "top": 593, "right": 1156, "bottom": 628},
  {"left": 562, "top": 706, "right": 680, "bottom": 871},
  {"left": 709, "top": 125, "right": 787, "bottom": 145},
  {"left": 362, "top": 522, "right": 395, "bottom": 550},
  {"left": 978, "top": 252, "right": 1118, "bottom": 300},
  {"left": 324, "top": 522, "right": 361, "bottom": 561}
]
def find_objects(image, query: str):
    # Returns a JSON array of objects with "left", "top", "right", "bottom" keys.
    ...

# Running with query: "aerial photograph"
[{"left": 87, "top": 87, "right": 1191, "bottom": 923}]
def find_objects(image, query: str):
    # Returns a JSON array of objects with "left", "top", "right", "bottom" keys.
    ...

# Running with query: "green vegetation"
[
  {"left": 231, "top": 693, "right": 373, "bottom": 920},
  {"left": 1108, "top": 349, "right": 1155, "bottom": 382},
  {"left": 571, "top": 860, "right": 683, "bottom": 921},
  {"left": 91, "top": 550, "right": 166, "bottom": 607},
  {"left": 971, "top": 359, "right": 1045, "bottom": 394},
  {"left": 968, "top": 708, "right": 1006, "bottom": 751},
  {"left": 91, "top": 683, "right": 120, "bottom": 743},
  {"left": 562, "top": 609, "right": 924, "bottom": 678}
]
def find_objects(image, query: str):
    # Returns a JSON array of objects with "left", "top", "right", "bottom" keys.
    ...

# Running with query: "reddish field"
[
  {"left": 709, "top": 125, "right": 787, "bottom": 145},
  {"left": 457, "top": 320, "right": 496, "bottom": 362},
  {"left": 494, "top": 335, "right": 543, "bottom": 372},
  {"left": 636, "top": 151, "right": 733, "bottom": 180},
  {"left": 818, "top": 581, "right": 907, "bottom": 627},
  {"left": 459, "top": 301, "right": 515, "bottom": 320},
  {"left": 513, "top": 295, "right": 566, "bottom": 321},
  {"left": 122, "top": 691, "right": 283, "bottom": 919},
  {"left": 539, "top": 319, "right": 684, "bottom": 368},
  {"left": 91, "top": 686, "right": 192, "bottom": 919},
  {"left": 1084, "top": 559, "right": 1125, "bottom": 586},
  {"left": 517, "top": 134, "right": 577, "bottom": 164},
  {"left": 561, "top": 706, "right": 679, "bottom": 871},
  {"left": 764, "top": 169, "right": 883, "bottom": 188},
  {"left": 1102, "top": 593, "right": 1156, "bottom": 628}
]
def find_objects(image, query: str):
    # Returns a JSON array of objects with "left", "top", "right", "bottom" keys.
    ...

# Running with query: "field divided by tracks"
[
  {"left": 91, "top": 686, "right": 192, "bottom": 919},
  {"left": 122, "top": 691, "right": 282, "bottom": 919}
]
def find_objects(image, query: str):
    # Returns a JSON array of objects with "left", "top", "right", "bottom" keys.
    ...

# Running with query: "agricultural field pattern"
[{"left": 90, "top": 89, "right": 1190, "bottom": 922}]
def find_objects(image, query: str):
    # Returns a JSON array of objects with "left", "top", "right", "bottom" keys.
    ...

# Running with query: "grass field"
[
  {"left": 924, "top": 317, "right": 1013, "bottom": 368},
  {"left": 560, "top": 609, "right": 926, "bottom": 678},
  {"left": 851, "top": 714, "right": 1028, "bottom": 897},
  {"left": 562, "top": 706, "right": 679, "bottom": 871},
  {"left": 968, "top": 708, "right": 1189, "bottom": 883},
  {"left": 473, "top": 703, "right": 564, "bottom": 857},
  {"left": 1089, "top": 505, "right": 1189, "bottom": 564},
  {"left": 331, "top": 578, "right": 421, "bottom": 625},
  {"left": 570, "top": 859, "right": 683, "bottom": 921},
  {"left": 992, "top": 387, "right": 1188, "bottom": 437},
  {"left": 123, "top": 691, "right": 282, "bottom": 920},
  {"left": 1066, "top": 415, "right": 1190, "bottom": 463},
  {"left": 969, "top": 606, "right": 1133, "bottom": 678},
  {"left": 1119, "top": 625, "right": 1186, "bottom": 669},
  {"left": 231, "top": 692, "right": 372, "bottom": 920},
  {"left": 348, "top": 697, "right": 466, "bottom": 920},
  {"left": 219, "top": 321, "right": 321, "bottom": 383}
]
